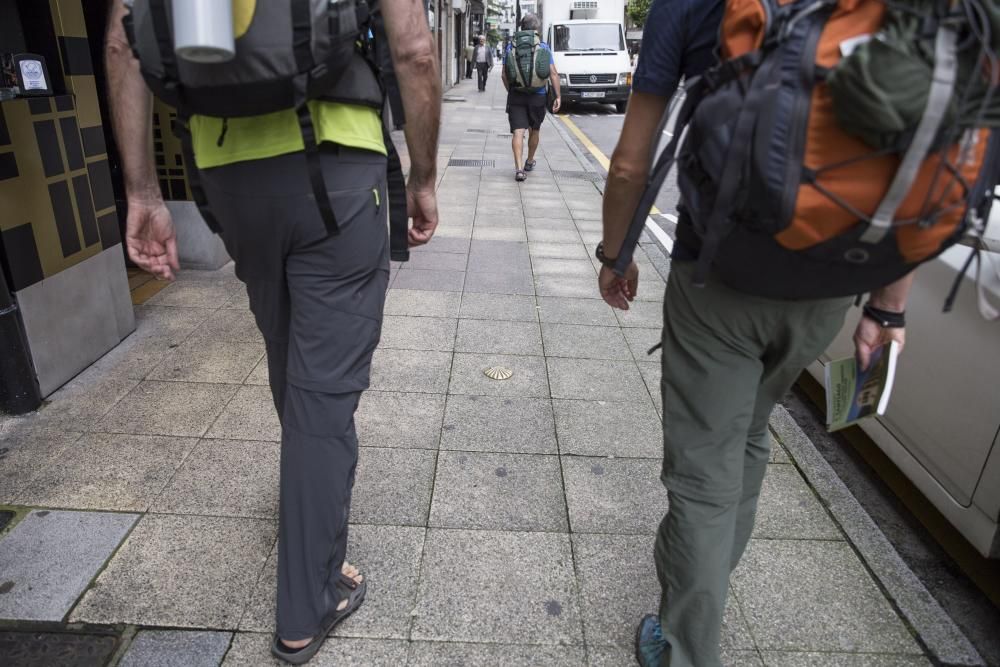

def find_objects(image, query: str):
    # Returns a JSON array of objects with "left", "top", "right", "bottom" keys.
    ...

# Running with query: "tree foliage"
[{"left": 627, "top": 0, "right": 653, "bottom": 27}]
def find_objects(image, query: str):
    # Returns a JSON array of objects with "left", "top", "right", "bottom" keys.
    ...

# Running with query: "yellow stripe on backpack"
[{"left": 232, "top": 0, "right": 255, "bottom": 39}]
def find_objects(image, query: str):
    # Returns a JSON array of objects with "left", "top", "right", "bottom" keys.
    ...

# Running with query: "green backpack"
[{"left": 506, "top": 30, "right": 551, "bottom": 92}]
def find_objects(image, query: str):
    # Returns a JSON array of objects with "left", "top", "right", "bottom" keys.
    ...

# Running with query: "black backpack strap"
[
  {"left": 690, "top": 59, "right": 776, "bottom": 287},
  {"left": 383, "top": 126, "right": 410, "bottom": 262},
  {"left": 296, "top": 105, "right": 341, "bottom": 238},
  {"left": 612, "top": 78, "right": 705, "bottom": 276},
  {"left": 172, "top": 113, "right": 222, "bottom": 234},
  {"left": 147, "top": 0, "right": 178, "bottom": 90}
]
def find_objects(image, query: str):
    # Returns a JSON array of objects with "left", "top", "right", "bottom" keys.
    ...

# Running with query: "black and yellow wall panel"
[
  {"left": 0, "top": 0, "right": 134, "bottom": 400},
  {"left": 0, "top": 96, "right": 121, "bottom": 292},
  {"left": 152, "top": 99, "right": 193, "bottom": 201}
]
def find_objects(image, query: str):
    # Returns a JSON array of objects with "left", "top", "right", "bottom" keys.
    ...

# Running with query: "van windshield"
[{"left": 551, "top": 23, "right": 624, "bottom": 52}]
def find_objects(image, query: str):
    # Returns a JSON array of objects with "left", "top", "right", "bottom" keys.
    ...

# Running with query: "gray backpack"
[
  {"left": 126, "top": 0, "right": 382, "bottom": 117},
  {"left": 124, "top": 0, "right": 411, "bottom": 261}
]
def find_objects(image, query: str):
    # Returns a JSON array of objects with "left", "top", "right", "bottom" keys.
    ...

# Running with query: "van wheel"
[{"left": 614, "top": 100, "right": 627, "bottom": 114}]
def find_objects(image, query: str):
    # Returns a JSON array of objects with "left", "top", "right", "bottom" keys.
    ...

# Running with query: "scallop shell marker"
[{"left": 483, "top": 366, "right": 513, "bottom": 381}]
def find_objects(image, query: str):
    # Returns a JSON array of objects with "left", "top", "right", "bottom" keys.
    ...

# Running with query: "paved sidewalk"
[{"left": 0, "top": 75, "right": 933, "bottom": 666}]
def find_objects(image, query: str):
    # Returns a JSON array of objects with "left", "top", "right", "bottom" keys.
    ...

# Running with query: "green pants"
[{"left": 655, "top": 261, "right": 851, "bottom": 667}]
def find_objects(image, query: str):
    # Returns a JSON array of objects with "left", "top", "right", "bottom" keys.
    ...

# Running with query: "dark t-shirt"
[{"left": 632, "top": 0, "right": 724, "bottom": 259}]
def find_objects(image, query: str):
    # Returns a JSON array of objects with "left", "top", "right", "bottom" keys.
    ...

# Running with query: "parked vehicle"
[
  {"left": 807, "top": 194, "right": 1000, "bottom": 559},
  {"left": 538, "top": 0, "right": 631, "bottom": 113}
]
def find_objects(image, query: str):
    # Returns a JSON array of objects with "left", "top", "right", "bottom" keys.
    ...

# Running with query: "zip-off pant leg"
[
  {"left": 654, "top": 261, "right": 851, "bottom": 667},
  {"left": 198, "top": 146, "right": 390, "bottom": 641}
]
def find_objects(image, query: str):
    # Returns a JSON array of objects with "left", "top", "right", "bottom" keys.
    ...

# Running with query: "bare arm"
[
  {"left": 549, "top": 62, "right": 561, "bottom": 111},
  {"left": 105, "top": 0, "right": 178, "bottom": 279},
  {"left": 854, "top": 272, "right": 915, "bottom": 369},
  {"left": 598, "top": 91, "right": 669, "bottom": 309},
  {"left": 382, "top": 0, "right": 441, "bottom": 245},
  {"left": 106, "top": 1, "right": 157, "bottom": 201}
]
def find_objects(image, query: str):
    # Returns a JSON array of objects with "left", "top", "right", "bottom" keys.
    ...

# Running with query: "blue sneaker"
[{"left": 635, "top": 613, "right": 668, "bottom": 667}]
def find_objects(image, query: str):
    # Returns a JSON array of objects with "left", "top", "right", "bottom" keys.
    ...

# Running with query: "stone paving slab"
[
  {"left": 572, "top": 533, "right": 754, "bottom": 650},
  {"left": 445, "top": 390, "right": 554, "bottom": 448},
  {"left": 350, "top": 447, "right": 436, "bottom": 526},
  {"left": 542, "top": 323, "right": 632, "bottom": 360},
  {"left": 100, "top": 381, "right": 239, "bottom": 438},
  {"left": 430, "top": 451, "right": 567, "bottom": 531},
  {"left": 562, "top": 456, "right": 668, "bottom": 535},
  {"left": 369, "top": 349, "right": 453, "bottom": 394},
  {"left": 547, "top": 358, "right": 650, "bottom": 403},
  {"left": 383, "top": 289, "right": 462, "bottom": 318},
  {"left": 222, "top": 633, "right": 408, "bottom": 666},
  {"left": 152, "top": 439, "right": 279, "bottom": 519},
  {"left": 454, "top": 318, "right": 543, "bottom": 355},
  {"left": 355, "top": 391, "right": 445, "bottom": 450},
  {"left": 119, "top": 630, "right": 232, "bottom": 667},
  {"left": 731, "top": 539, "right": 923, "bottom": 654},
  {"left": 449, "top": 353, "right": 549, "bottom": 398},
  {"left": 205, "top": 385, "right": 281, "bottom": 442},
  {"left": 0, "top": 427, "right": 83, "bottom": 504},
  {"left": 408, "top": 641, "right": 587, "bottom": 665},
  {"left": 536, "top": 296, "right": 619, "bottom": 326},
  {"left": 12, "top": 433, "right": 197, "bottom": 512},
  {"left": 0, "top": 510, "right": 137, "bottom": 622},
  {"left": 752, "top": 464, "right": 843, "bottom": 541},
  {"left": 378, "top": 315, "right": 458, "bottom": 352},
  {"left": 553, "top": 399, "right": 662, "bottom": 459},
  {"left": 760, "top": 653, "right": 932, "bottom": 667},
  {"left": 72, "top": 514, "right": 275, "bottom": 629},
  {"left": 459, "top": 293, "right": 538, "bottom": 321},
  {"left": 411, "top": 528, "right": 583, "bottom": 644}
]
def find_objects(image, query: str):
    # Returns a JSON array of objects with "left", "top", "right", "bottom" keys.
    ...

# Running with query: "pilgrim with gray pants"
[{"left": 199, "top": 145, "right": 389, "bottom": 640}]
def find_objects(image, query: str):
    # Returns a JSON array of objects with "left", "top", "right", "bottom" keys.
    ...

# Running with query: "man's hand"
[
  {"left": 407, "top": 185, "right": 438, "bottom": 247},
  {"left": 125, "top": 199, "right": 179, "bottom": 281},
  {"left": 599, "top": 263, "right": 638, "bottom": 310},
  {"left": 853, "top": 316, "right": 905, "bottom": 371},
  {"left": 551, "top": 96, "right": 562, "bottom": 113}
]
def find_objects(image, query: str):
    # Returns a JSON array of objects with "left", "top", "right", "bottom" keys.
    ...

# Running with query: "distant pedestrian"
[
  {"left": 474, "top": 35, "right": 494, "bottom": 91},
  {"left": 502, "top": 13, "right": 560, "bottom": 181},
  {"left": 464, "top": 40, "right": 475, "bottom": 79}
]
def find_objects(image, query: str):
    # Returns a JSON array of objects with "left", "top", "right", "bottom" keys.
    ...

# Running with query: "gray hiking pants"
[
  {"left": 656, "top": 261, "right": 851, "bottom": 667},
  {"left": 200, "top": 145, "right": 389, "bottom": 640}
]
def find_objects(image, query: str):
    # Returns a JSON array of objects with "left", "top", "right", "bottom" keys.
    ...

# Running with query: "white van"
[{"left": 545, "top": 19, "right": 632, "bottom": 113}]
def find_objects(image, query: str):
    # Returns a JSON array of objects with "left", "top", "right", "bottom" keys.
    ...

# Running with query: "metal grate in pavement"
[
  {"left": 448, "top": 159, "right": 495, "bottom": 167},
  {"left": 553, "top": 170, "right": 604, "bottom": 182},
  {"left": 0, "top": 630, "right": 119, "bottom": 667}
]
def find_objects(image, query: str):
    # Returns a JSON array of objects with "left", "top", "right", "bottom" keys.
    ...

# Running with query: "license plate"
[{"left": 581, "top": 91, "right": 606, "bottom": 99}]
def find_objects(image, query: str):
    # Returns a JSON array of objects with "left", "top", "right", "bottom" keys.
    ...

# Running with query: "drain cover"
[
  {"left": 448, "top": 159, "right": 496, "bottom": 167},
  {"left": 0, "top": 630, "right": 118, "bottom": 667},
  {"left": 484, "top": 366, "right": 513, "bottom": 381},
  {"left": 0, "top": 511, "right": 13, "bottom": 532}
]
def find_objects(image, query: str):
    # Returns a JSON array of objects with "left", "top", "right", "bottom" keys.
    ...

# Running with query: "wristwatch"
[
  {"left": 595, "top": 242, "right": 617, "bottom": 269},
  {"left": 862, "top": 302, "right": 906, "bottom": 328}
]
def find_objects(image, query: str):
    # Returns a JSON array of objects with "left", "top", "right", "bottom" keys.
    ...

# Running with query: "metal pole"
[{"left": 0, "top": 268, "right": 41, "bottom": 415}]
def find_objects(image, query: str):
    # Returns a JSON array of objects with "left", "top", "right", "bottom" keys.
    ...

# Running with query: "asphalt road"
[{"left": 559, "top": 102, "right": 1000, "bottom": 666}]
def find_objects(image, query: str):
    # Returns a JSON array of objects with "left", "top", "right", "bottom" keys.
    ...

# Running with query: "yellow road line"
[
  {"left": 558, "top": 115, "right": 610, "bottom": 170},
  {"left": 557, "top": 114, "right": 661, "bottom": 215}
]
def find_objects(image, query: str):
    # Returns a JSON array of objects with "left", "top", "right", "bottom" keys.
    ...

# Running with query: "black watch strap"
[
  {"left": 862, "top": 302, "right": 906, "bottom": 328},
  {"left": 595, "top": 242, "right": 618, "bottom": 269}
]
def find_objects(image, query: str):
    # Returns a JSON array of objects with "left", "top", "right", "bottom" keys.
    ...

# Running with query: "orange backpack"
[{"left": 616, "top": 0, "right": 1000, "bottom": 300}]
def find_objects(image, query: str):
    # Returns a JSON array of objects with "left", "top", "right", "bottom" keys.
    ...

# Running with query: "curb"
[{"left": 770, "top": 405, "right": 984, "bottom": 666}]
